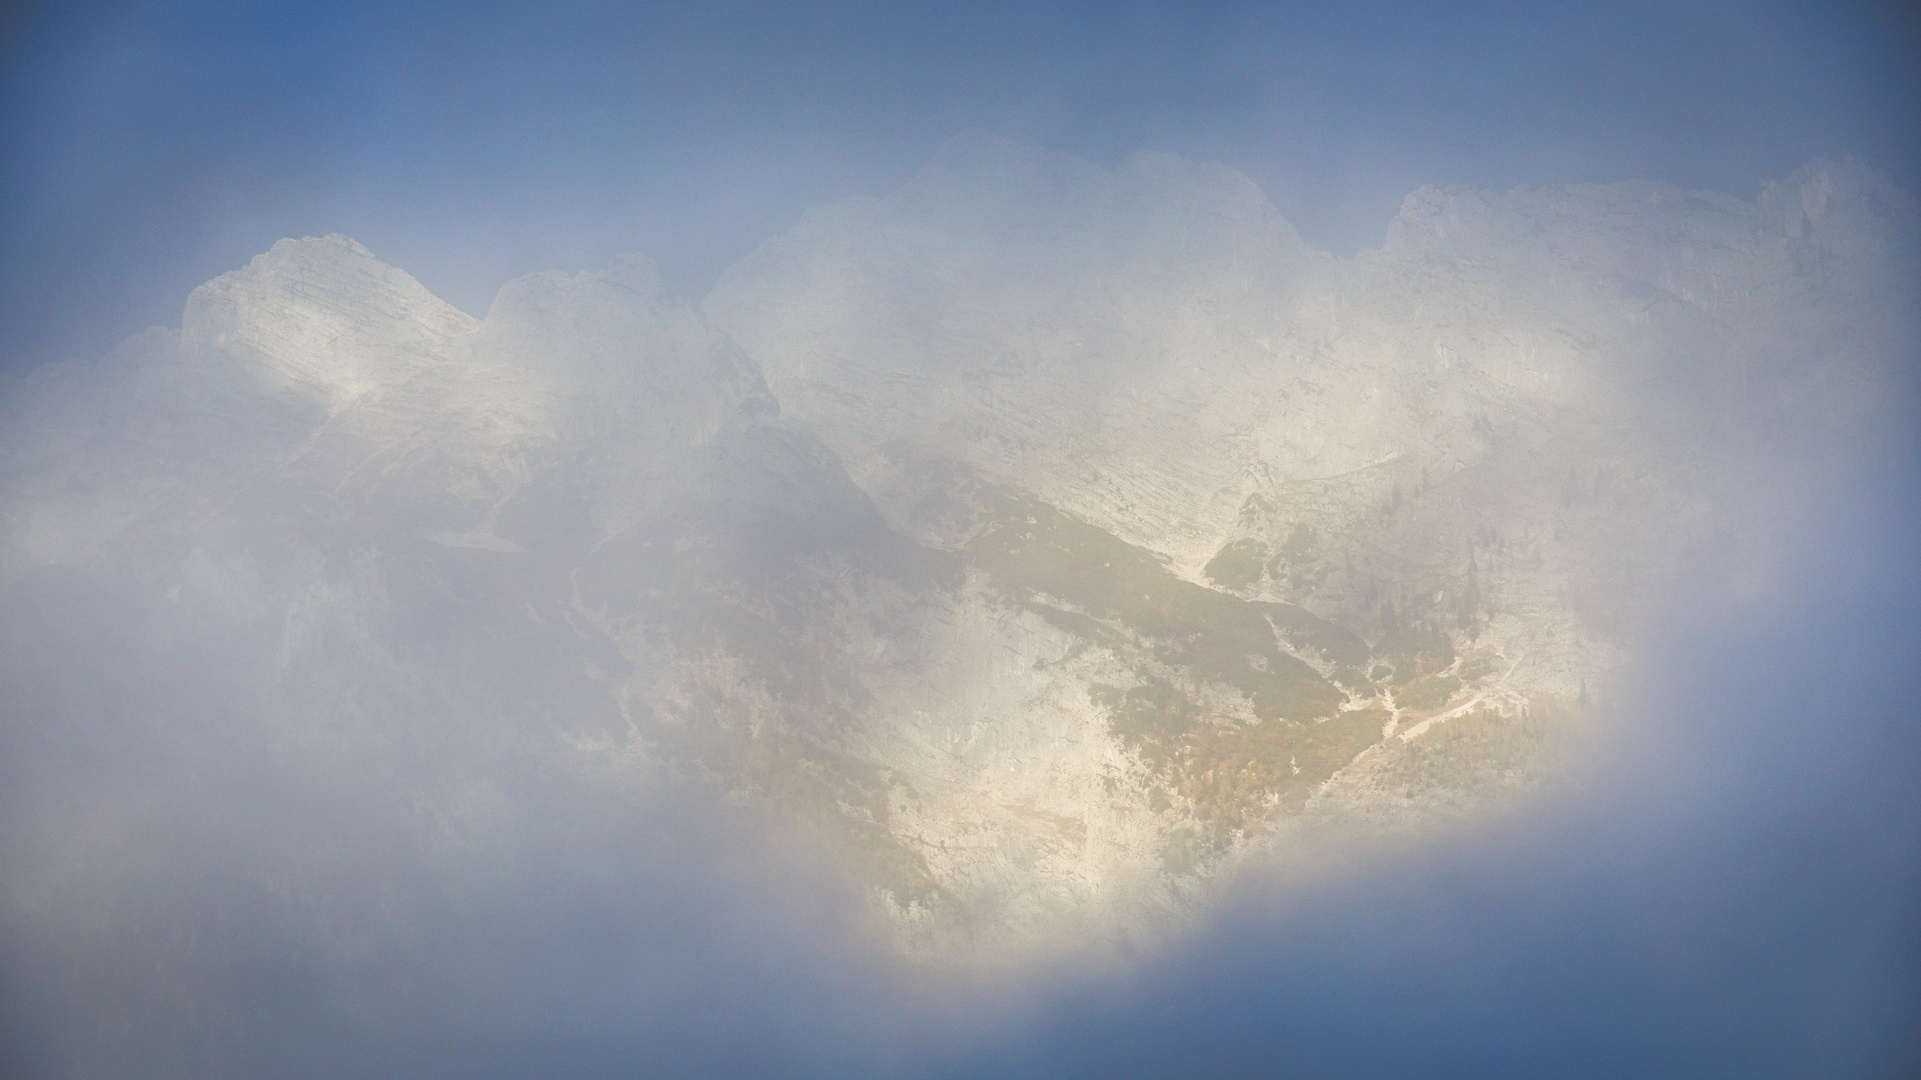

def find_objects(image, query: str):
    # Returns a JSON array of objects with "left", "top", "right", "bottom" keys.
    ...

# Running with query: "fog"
[
  {"left": 4, "top": 444, "right": 1915, "bottom": 1077},
  {"left": 4, "top": 1, "right": 1916, "bottom": 369},
  {"left": 4, "top": 3, "right": 1920, "bottom": 1078},
  {"left": 952, "top": 460, "right": 1921, "bottom": 1079}
]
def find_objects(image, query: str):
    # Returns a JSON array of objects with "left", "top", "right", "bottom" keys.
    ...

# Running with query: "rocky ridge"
[{"left": 3, "top": 139, "right": 1913, "bottom": 956}]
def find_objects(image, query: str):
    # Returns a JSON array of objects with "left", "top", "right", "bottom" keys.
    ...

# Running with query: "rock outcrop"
[{"left": 4, "top": 142, "right": 1913, "bottom": 960}]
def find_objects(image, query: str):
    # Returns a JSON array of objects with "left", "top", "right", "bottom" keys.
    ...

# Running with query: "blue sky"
[
  {"left": 1, "top": 0, "right": 1916, "bottom": 370},
  {"left": 1, "top": 5, "right": 1918, "bottom": 1077}
]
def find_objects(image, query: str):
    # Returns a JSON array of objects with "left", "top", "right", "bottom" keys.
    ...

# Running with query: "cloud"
[
  {"left": 946, "top": 454, "right": 1921, "bottom": 1079},
  {"left": 4, "top": 2, "right": 1917, "bottom": 369},
  {"left": 2, "top": 5, "right": 1917, "bottom": 1070},
  {"left": 3, "top": 381, "right": 1914, "bottom": 1079}
]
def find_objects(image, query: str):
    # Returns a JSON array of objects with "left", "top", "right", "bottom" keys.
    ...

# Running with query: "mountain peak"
[{"left": 181, "top": 234, "right": 477, "bottom": 408}]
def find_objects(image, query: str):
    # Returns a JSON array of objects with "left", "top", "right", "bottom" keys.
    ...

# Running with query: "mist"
[
  {"left": 4, "top": 3, "right": 1920, "bottom": 1079},
  {"left": 951, "top": 457, "right": 1921, "bottom": 1079},
  {"left": 4, "top": 1, "right": 1916, "bottom": 369},
  {"left": 5, "top": 436, "right": 1915, "bottom": 1078}
]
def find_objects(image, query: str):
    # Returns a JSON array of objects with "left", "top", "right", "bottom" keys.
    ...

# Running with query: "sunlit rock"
[{"left": 4, "top": 141, "right": 1913, "bottom": 964}]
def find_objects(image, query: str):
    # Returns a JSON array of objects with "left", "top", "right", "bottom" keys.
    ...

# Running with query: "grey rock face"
[{"left": 4, "top": 144, "right": 1914, "bottom": 967}]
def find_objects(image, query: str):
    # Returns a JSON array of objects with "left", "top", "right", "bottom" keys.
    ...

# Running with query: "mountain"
[
  {"left": 705, "top": 134, "right": 1918, "bottom": 822},
  {"left": 3, "top": 140, "right": 1914, "bottom": 966}
]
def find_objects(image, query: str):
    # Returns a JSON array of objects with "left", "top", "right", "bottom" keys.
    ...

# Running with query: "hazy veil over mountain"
[{"left": 2, "top": 136, "right": 1917, "bottom": 1077}]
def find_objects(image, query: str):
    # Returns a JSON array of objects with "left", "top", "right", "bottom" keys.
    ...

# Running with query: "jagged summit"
[
  {"left": 180, "top": 234, "right": 477, "bottom": 409},
  {"left": 706, "top": 143, "right": 1915, "bottom": 753},
  {"left": 4, "top": 141, "right": 1913, "bottom": 962}
]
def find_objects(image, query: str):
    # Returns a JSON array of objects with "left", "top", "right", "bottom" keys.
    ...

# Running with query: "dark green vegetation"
[
  {"left": 1266, "top": 523, "right": 1329, "bottom": 592},
  {"left": 917, "top": 470, "right": 1412, "bottom": 860},
  {"left": 563, "top": 433, "right": 1530, "bottom": 903},
  {"left": 959, "top": 485, "right": 1359, "bottom": 724},
  {"left": 880, "top": 454, "right": 1520, "bottom": 871},
  {"left": 1203, "top": 524, "right": 1331, "bottom": 595},
  {"left": 1362, "top": 703, "right": 1567, "bottom": 810},
  {"left": 1094, "top": 678, "right": 1389, "bottom": 856},
  {"left": 1395, "top": 673, "right": 1463, "bottom": 711},
  {"left": 1204, "top": 538, "right": 1267, "bottom": 591},
  {"left": 1372, "top": 619, "right": 1456, "bottom": 678}
]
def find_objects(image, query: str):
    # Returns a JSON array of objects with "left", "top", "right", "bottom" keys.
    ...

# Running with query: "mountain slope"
[
  {"left": 4, "top": 145, "right": 1913, "bottom": 972},
  {"left": 705, "top": 136, "right": 1918, "bottom": 823}
]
